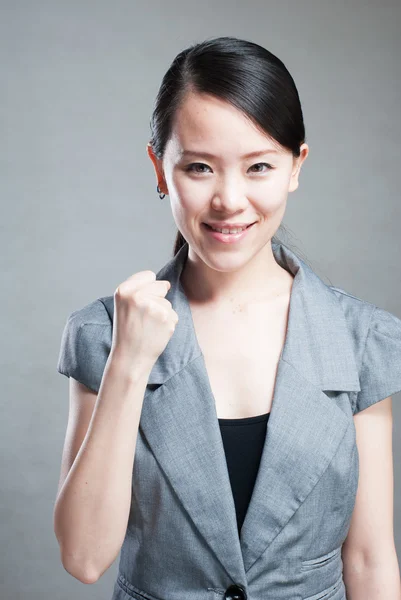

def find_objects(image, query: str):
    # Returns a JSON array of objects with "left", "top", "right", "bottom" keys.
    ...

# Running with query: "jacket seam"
[
  {"left": 329, "top": 286, "right": 377, "bottom": 307},
  {"left": 359, "top": 306, "right": 377, "bottom": 372}
]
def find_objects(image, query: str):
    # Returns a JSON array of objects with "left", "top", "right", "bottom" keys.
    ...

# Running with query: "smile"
[{"left": 202, "top": 222, "right": 256, "bottom": 243}]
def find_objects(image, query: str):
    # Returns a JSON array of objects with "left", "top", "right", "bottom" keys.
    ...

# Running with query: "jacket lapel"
[
  {"left": 108, "top": 242, "right": 362, "bottom": 580},
  {"left": 137, "top": 244, "right": 247, "bottom": 581}
]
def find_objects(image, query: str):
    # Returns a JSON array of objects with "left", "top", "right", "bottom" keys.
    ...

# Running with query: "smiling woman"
[
  {"left": 146, "top": 36, "right": 308, "bottom": 266},
  {"left": 55, "top": 35, "right": 401, "bottom": 600}
]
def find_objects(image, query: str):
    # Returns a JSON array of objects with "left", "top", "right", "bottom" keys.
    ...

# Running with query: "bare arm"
[
  {"left": 342, "top": 397, "right": 401, "bottom": 599},
  {"left": 53, "top": 353, "right": 153, "bottom": 584}
]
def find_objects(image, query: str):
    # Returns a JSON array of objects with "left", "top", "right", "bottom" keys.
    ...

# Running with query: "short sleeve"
[
  {"left": 354, "top": 305, "right": 401, "bottom": 414},
  {"left": 56, "top": 298, "right": 112, "bottom": 394}
]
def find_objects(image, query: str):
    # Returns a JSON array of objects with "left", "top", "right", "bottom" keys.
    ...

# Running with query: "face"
[{"left": 147, "top": 91, "right": 308, "bottom": 272}]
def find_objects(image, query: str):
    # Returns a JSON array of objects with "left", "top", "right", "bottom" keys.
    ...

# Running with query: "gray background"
[{"left": 1, "top": 0, "right": 400, "bottom": 598}]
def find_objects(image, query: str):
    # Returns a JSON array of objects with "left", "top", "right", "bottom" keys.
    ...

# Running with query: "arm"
[
  {"left": 53, "top": 354, "right": 152, "bottom": 584},
  {"left": 342, "top": 397, "right": 401, "bottom": 599}
]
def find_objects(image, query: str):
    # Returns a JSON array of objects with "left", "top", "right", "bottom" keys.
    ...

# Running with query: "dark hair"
[{"left": 148, "top": 35, "right": 307, "bottom": 260}]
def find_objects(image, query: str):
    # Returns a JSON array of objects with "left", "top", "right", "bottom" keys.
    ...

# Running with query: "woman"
[{"left": 54, "top": 36, "right": 401, "bottom": 599}]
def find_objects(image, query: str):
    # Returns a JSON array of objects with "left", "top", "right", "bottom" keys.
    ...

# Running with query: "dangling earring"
[{"left": 157, "top": 185, "right": 166, "bottom": 200}]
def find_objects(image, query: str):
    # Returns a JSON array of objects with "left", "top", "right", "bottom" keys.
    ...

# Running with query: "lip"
[
  {"left": 202, "top": 221, "right": 256, "bottom": 244},
  {"left": 204, "top": 221, "right": 256, "bottom": 229}
]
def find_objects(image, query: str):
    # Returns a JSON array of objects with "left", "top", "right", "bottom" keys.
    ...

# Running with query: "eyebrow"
[{"left": 180, "top": 148, "right": 279, "bottom": 160}]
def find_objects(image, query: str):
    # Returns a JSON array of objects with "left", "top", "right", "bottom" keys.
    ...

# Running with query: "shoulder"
[
  {"left": 328, "top": 285, "right": 377, "bottom": 366},
  {"left": 328, "top": 285, "right": 401, "bottom": 414},
  {"left": 329, "top": 284, "right": 376, "bottom": 326},
  {"left": 65, "top": 295, "right": 113, "bottom": 328},
  {"left": 329, "top": 284, "right": 401, "bottom": 344},
  {"left": 57, "top": 295, "right": 114, "bottom": 393}
]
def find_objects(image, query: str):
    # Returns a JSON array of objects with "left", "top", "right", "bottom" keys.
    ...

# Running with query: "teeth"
[{"left": 210, "top": 226, "right": 247, "bottom": 234}]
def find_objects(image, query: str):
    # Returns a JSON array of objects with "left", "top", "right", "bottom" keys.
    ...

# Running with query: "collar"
[{"left": 147, "top": 241, "right": 361, "bottom": 392}]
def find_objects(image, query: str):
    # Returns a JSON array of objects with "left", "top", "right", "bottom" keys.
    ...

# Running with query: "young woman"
[{"left": 54, "top": 36, "right": 401, "bottom": 600}]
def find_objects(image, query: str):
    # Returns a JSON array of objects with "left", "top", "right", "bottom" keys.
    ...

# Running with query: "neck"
[{"left": 180, "top": 241, "right": 293, "bottom": 308}]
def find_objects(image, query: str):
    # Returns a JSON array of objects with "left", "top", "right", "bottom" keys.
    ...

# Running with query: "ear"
[
  {"left": 146, "top": 143, "right": 168, "bottom": 195},
  {"left": 289, "top": 143, "right": 309, "bottom": 193}
]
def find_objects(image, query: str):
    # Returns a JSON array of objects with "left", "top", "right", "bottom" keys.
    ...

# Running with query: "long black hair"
[{"left": 148, "top": 35, "right": 307, "bottom": 260}]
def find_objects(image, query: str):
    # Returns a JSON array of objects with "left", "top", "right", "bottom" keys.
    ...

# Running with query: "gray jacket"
[{"left": 57, "top": 241, "right": 401, "bottom": 600}]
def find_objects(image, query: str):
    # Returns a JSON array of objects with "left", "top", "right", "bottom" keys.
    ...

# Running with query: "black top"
[{"left": 218, "top": 412, "right": 270, "bottom": 535}]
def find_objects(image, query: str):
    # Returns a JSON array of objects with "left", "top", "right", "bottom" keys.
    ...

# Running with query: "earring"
[{"left": 157, "top": 185, "right": 166, "bottom": 200}]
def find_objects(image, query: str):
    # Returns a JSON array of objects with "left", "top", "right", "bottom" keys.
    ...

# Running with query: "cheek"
[
  {"left": 170, "top": 170, "right": 205, "bottom": 195},
  {"left": 170, "top": 174, "right": 210, "bottom": 215},
  {"left": 169, "top": 170, "right": 289, "bottom": 219},
  {"left": 246, "top": 172, "right": 292, "bottom": 211},
  {"left": 252, "top": 189, "right": 288, "bottom": 216},
  {"left": 169, "top": 195, "right": 204, "bottom": 236}
]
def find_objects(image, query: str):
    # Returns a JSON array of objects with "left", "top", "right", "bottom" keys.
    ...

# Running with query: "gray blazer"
[{"left": 57, "top": 241, "right": 401, "bottom": 600}]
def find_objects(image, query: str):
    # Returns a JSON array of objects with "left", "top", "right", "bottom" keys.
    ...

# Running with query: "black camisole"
[{"left": 218, "top": 411, "right": 270, "bottom": 535}]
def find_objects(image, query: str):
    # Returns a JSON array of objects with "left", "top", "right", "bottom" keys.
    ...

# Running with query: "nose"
[{"left": 211, "top": 177, "right": 247, "bottom": 213}]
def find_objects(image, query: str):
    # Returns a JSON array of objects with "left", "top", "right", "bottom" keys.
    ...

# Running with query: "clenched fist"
[{"left": 110, "top": 271, "right": 179, "bottom": 372}]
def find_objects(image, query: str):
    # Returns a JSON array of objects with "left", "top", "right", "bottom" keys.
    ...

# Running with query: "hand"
[{"left": 110, "top": 271, "right": 178, "bottom": 371}]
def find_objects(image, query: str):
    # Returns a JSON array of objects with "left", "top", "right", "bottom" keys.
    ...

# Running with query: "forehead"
[{"left": 167, "top": 91, "right": 282, "bottom": 157}]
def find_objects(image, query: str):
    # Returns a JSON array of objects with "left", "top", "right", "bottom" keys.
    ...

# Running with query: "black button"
[{"left": 223, "top": 583, "right": 247, "bottom": 600}]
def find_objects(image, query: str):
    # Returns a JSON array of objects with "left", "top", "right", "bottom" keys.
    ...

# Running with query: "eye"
[
  {"left": 249, "top": 162, "right": 274, "bottom": 173},
  {"left": 184, "top": 161, "right": 274, "bottom": 175},
  {"left": 185, "top": 162, "right": 212, "bottom": 174}
]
